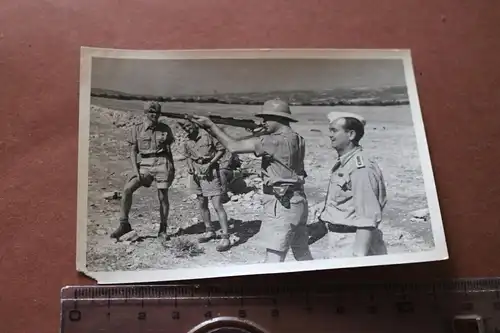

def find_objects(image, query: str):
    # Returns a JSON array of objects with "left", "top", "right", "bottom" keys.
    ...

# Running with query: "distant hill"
[{"left": 90, "top": 86, "right": 409, "bottom": 106}]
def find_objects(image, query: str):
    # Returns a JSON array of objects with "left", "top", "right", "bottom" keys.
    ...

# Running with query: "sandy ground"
[{"left": 84, "top": 98, "right": 435, "bottom": 272}]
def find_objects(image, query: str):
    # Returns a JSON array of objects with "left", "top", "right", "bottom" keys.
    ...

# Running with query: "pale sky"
[{"left": 91, "top": 58, "right": 406, "bottom": 96}]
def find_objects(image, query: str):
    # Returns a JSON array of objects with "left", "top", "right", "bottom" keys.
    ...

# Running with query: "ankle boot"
[
  {"left": 110, "top": 221, "right": 132, "bottom": 239},
  {"left": 216, "top": 234, "right": 231, "bottom": 252}
]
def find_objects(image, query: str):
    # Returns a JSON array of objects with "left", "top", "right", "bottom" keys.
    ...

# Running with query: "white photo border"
[{"left": 76, "top": 47, "right": 449, "bottom": 284}]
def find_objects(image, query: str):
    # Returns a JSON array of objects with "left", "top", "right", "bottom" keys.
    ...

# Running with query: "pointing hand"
[{"left": 190, "top": 115, "right": 213, "bottom": 128}]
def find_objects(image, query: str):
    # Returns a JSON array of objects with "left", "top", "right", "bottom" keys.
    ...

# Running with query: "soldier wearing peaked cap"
[
  {"left": 190, "top": 99, "right": 313, "bottom": 263},
  {"left": 314, "top": 111, "right": 388, "bottom": 257},
  {"left": 327, "top": 111, "right": 367, "bottom": 126},
  {"left": 110, "top": 101, "right": 176, "bottom": 240}
]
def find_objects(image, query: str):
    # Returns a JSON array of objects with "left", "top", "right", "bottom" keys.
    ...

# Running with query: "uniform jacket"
[
  {"left": 127, "top": 118, "right": 175, "bottom": 158},
  {"left": 254, "top": 127, "right": 307, "bottom": 187},
  {"left": 319, "top": 146, "right": 387, "bottom": 228}
]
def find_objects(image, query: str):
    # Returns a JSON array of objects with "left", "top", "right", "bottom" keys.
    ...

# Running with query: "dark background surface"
[{"left": 0, "top": 1, "right": 499, "bottom": 332}]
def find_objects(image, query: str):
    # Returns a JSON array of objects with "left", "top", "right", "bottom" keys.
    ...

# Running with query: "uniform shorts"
[
  {"left": 190, "top": 166, "right": 224, "bottom": 198},
  {"left": 326, "top": 224, "right": 387, "bottom": 256},
  {"left": 219, "top": 168, "right": 233, "bottom": 193},
  {"left": 129, "top": 157, "right": 175, "bottom": 189},
  {"left": 257, "top": 191, "right": 309, "bottom": 253}
]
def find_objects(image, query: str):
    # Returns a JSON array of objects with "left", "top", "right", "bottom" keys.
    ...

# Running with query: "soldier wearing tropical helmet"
[{"left": 191, "top": 99, "right": 313, "bottom": 262}]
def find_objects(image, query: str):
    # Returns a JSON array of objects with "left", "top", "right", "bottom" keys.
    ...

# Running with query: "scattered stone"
[
  {"left": 169, "top": 226, "right": 183, "bottom": 235},
  {"left": 96, "top": 229, "right": 107, "bottom": 236},
  {"left": 231, "top": 195, "right": 240, "bottom": 202},
  {"left": 189, "top": 194, "right": 197, "bottom": 200},
  {"left": 119, "top": 230, "right": 139, "bottom": 242},
  {"left": 126, "top": 247, "right": 134, "bottom": 254},
  {"left": 191, "top": 217, "right": 199, "bottom": 223},
  {"left": 410, "top": 208, "right": 429, "bottom": 220},
  {"left": 229, "top": 234, "right": 240, "bottom": 245},
  {"left": 103, "top": 191, "right": 121, "bottom": 200}
]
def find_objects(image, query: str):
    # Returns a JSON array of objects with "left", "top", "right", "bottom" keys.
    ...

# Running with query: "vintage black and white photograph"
[{"left": 76, "top": 48, "right": 448, "bottom": 283}]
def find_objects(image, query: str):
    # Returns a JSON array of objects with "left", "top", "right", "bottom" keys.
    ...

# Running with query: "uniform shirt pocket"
[
  {"left": 198, "top": 141, "right": 213, "bottom": 158},
  {"left": 138, "top": 134, "right": 152, "bottom": 151},
  {"left": 334, "top": 174, "right": 352, "bottom": 203}
]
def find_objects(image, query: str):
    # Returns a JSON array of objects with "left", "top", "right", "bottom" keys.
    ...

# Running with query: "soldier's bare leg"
[
  {"left": 368, "top": 228, "right": 387, "bottom": 255},
  {"left": 111, "top": 177, "right": 142, "bottom": 239},
  {"left": 197, "top": 195, "right": 216, "bottom": 242},
  {"left": 219, "top": 168, "right": 232, "bottom": 203},
  {"left": 290, "top": 199, "right": 314, "bottom": 261},
  {"left": 211, "top": 195, "right": 230, "bottom": 251},
  {"left": 264, "top": 249, "right": 287, "bottom": 263},
  {"left": 352, "top": 227, "right": 374, "bottom": 256},
  {"left": 157, "top": 188, "right": 170, "bottom": 237},
  {"left": 291, "top": 226, "right": 314, "bottom": 261}
]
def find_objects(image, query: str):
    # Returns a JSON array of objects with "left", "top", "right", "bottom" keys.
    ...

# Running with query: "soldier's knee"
[
  {"left": 158, "top": 189, "right": 169, "bottom": 200},
  {"left": 197, "top": 196, "right": 208, "bottom": 208},
  {"left": 213, "top": 202, "right": 225, "bottom": 213}
]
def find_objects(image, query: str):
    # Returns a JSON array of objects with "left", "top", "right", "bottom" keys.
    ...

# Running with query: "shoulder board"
[{"left": 355, "top": 155, "right": 365, "bottom": 169}]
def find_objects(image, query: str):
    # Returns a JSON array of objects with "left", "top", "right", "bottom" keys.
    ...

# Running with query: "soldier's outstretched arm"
[{"left": 191, "top": 116, "right": 260, "bottom": 154}]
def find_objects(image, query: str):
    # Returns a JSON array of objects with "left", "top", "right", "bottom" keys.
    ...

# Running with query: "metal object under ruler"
[{"left": 60, "top": 277, "right": 500, "bottom": 333}]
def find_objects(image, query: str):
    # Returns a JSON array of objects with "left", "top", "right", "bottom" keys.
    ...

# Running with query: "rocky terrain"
[{"left": 84, "top": 98, "right": 435, "bottom": 273}]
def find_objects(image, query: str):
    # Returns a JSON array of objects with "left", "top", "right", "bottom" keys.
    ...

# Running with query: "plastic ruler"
[{"left": 60, "top": 277, "right": 500, "bottom": 332}]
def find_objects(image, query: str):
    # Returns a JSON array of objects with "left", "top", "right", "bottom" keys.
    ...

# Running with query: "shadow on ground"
[
  {"left": 228, "top": 177, "right": 258, "bottom": 194},
  {"left": 177, "top": 218, "right": 262, "bottom": 247},
  {"left": 307, "top": 221, "right": 328, "bottom": 245}
]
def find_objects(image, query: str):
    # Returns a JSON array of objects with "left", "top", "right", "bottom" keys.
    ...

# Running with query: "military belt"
[
  {"left": 140, "top": 153, "right": 169, "bottom": 158},
  {"left": 263, "top": 183, "right": 303, "bottom": 196},
  {"left": 193, "top": 157, "right": 213, "bottom": 164}
]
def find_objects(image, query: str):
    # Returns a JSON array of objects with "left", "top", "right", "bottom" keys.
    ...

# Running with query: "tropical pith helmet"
[{"left": 255, "top": 99, "right": 298, "bottom": 122}]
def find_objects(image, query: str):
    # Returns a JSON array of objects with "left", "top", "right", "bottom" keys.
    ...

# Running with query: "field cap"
[
  {"left": 144, "top": 101, "right": 162, "bottom": 113},
  {"left": 327, "top": 111, "right": 366, "bottom": 126},
  {"left": 256, "top": 99, "right": 298, "bottom": 122}
]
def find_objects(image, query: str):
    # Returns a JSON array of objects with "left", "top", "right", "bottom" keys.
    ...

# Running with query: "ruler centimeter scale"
[{"left": 60, "top": 278, "right": 500, "bottom": 333}]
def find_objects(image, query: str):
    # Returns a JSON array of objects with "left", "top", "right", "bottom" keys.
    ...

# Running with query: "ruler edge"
[{"left": 60, "top": 277, "right": 500, "bottom": 301}]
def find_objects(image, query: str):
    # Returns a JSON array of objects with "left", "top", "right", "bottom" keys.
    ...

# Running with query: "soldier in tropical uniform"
[
  {"left": 191, "top": 99, "right": 313, "bottom": 262},
  {"left": 178, "top": 121, "right": 231, "bottom": 252},
  {"left": 111, "top": 101, "right": 175, "bottom": 240},
  {"left": 315, "top": 111, "right": 388, "bottom": 256}
]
